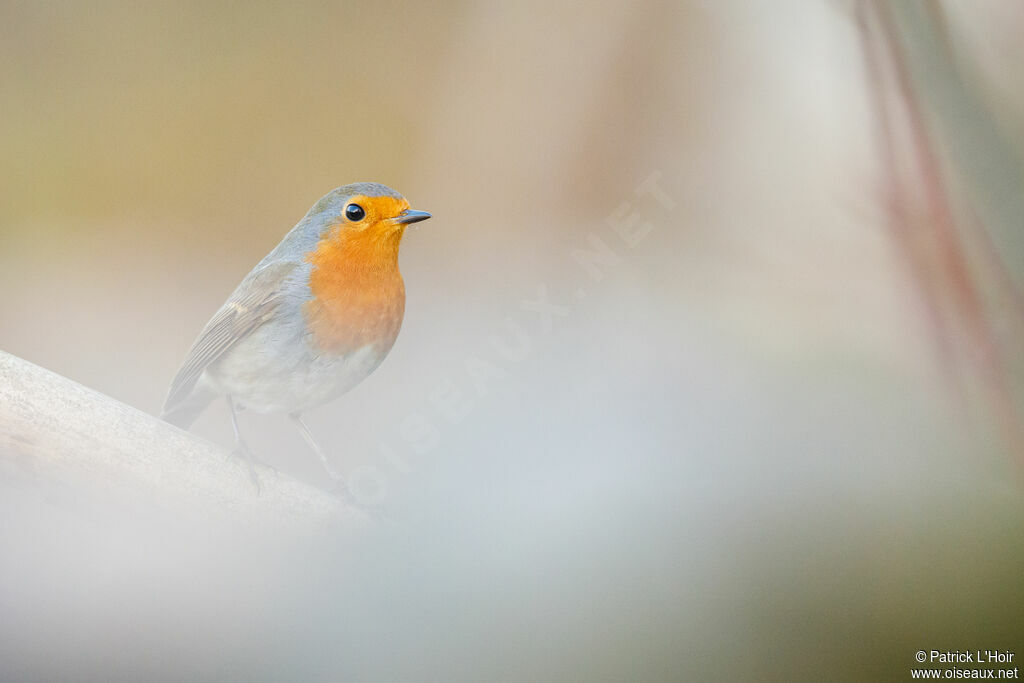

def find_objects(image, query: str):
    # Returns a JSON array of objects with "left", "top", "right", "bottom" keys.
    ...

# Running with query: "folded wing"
[{"left": 162, "top": 261, "right": 298, "bottom": 422}]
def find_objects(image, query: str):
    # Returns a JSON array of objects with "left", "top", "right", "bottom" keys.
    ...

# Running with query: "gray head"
[
  {"left": 306, "top": 182, "right": 404, "bottom": 220},
  {"left": 305, "top": 181, "right": 430, "bottom": 235},
  {"left": 260, "top": 182, "right": 430, "bottom": 269}
]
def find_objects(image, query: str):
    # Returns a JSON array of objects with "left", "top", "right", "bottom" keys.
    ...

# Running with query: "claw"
[
  {"left": 328, "top": 476, "right": 352, "bottom": 499},
  {"left": 231, "top": 444, "right": 263, "bottom": 494},
  {"left": 290, "top": 413, "right": 345, "bottom": 482}
]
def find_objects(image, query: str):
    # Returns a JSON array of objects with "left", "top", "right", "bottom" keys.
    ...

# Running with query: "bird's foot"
[
  {"left": 229, "top": 444, "right": 265, "bottom": 494},
  {"left": 328, "top": 476, "right": 351, "bottom": 498},
  {"left": 328, "top": 477, "right": 391, "bottom": 521}
]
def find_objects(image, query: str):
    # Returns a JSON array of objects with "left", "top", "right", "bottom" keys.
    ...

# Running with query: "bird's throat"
[{"left": 303, "top": 228, "right": 406, "bottom": 354}]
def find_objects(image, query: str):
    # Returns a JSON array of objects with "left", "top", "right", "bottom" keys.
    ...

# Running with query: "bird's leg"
[
  {"left": 227, "top": 395, "right": 262, "bottom": 492},
  {"left": 290, "top": 413, "right": 349, "bottom": 494}
]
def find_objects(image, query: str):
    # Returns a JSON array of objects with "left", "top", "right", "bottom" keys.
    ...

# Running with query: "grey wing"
[{"left": 162, "top": 261, "right": 299, "bottom": 414}]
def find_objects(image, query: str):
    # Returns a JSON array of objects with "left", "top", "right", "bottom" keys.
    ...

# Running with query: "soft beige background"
[{"left": 2, "top": 1, "right": 1022, "bottom": 680}]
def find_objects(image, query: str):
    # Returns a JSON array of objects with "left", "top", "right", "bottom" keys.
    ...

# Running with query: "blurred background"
[{"left": 2, "top": 1, "right": 1023, "bottom": 680}]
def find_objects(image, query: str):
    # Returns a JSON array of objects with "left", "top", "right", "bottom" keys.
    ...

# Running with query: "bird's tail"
[{"left": 161, "top": 389, "right": 216, "bottom": 430}]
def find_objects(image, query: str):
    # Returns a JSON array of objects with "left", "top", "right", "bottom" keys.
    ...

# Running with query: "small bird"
[{"left": 162, "top": 182, "right": 430, "bottom": 488}]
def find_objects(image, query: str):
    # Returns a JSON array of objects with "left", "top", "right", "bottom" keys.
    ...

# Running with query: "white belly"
[{"left": 204, "top": 330, "right": 389, "bottom": 415}]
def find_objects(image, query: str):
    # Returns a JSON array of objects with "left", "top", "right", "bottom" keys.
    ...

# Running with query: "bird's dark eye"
[{"left": 345, "top": 203, "right": 366, "bottom": 222}]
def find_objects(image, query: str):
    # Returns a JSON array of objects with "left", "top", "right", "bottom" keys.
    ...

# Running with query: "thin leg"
[
  {"left": 290, "top": 413, "right": 346, "bottom": 486},
  {"left": 227, "top": 395, "right": 261, "bottom": 491}
]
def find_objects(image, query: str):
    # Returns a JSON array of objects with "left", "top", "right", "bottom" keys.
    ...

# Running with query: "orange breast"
[{"left": 303, "top": 225, "right": 406, "bottom": 354}]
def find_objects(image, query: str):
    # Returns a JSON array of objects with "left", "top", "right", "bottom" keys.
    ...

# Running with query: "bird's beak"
[{"left": 393, "top": 209, "right": 432, "bottom": 225}]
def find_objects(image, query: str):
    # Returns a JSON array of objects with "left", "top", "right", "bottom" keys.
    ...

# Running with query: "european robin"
[{"left": 162, "top": 182, "right": 430, "bottom": 488}]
